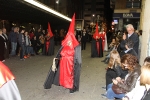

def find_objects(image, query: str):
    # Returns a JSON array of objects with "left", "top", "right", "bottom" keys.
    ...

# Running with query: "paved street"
[{"left": 4, "top": 43, "right": 107, "bottom": 100}]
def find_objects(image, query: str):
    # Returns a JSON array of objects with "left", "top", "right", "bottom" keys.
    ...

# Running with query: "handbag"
[{"left": 112, "top": 84, "right": 126, "bottom": 94}]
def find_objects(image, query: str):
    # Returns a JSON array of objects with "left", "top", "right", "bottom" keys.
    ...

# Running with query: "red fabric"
[
  {"left": 46, "top": 41, "right": 50, "bottom": 53},
  {"left": 93, "top": 23, "right": 99, "bottom": 39},
  {"left": 59, "top": 45, "right": 74, "bottom": 89},
  {"left": 0, "top": 62, "right": 15, "bottom": 87},
  {"left": 59, "top": 13, "right": 79, "bottom": 89},
  {"left": 48, "top": 22, "right": 53, "bottom": 38},
  {"left": 96, "top": 41, "right": 100, "bottom": 55},
  {"left": 101, "top": 32, "right": 105, "bottom": 50},
  {"left": 29, "top": 32, "right": 34, "bottom": 40}
]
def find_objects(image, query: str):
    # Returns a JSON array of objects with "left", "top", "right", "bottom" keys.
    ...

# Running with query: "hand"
[
  {"left": 122, "top": 97, "right": 129, "bottom": 100},
  {"left": 112, "top": 79, "right": 118, "bottom": 85},
  {"left": 123, "top": 34, "right": 126, "bottom": 40},
  {"left": 116, "top": 77, "right": 121, "bottom": 82}
]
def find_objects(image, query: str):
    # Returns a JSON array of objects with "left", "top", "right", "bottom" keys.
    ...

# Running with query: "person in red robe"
[
  {"left": 0, "top": 61, "right": 21, "bottom": 100},
  {"left": 44, "top": 14, "right": 82, "bottom": 93},
  {"left": 91, "top": 23, "right": 103, "bottom": 57},
  {"left": 43, "top": 22, "right": 54, "bottom": 56}
]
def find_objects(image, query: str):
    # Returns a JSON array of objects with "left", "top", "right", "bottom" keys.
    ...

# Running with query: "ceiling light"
[{"left": 23, "top": 0, "right": 71, "bottom": 21}]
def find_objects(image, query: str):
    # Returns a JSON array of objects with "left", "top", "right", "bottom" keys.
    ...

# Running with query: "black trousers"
[
  {"left": 81, "top": 41, "right": 86, "bottom": 50},
  {"left": 106, "top": 69, "right": 117, "bottom": 90}
]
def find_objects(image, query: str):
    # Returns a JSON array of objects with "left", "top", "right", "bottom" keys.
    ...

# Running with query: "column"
[
  {"left": 118, "top": 18, "right": 123, "bottom": 31},
  {"left": 140, "top": 0, "right": 150, "bottom": 64}
]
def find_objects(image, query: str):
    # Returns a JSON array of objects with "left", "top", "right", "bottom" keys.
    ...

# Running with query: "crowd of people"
[{"left": 100, "top": 24, "right": 150, "bottom": 100}]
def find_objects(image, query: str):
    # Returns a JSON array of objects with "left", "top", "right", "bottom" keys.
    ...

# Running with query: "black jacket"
[
  {"left": 141, "top": 89, "right": 150, "bottom": 100},
  {"left": 120, "top": 33, "right": 139, "bottom": 54},
  {"left": 117, "top": 64, "right": 141, "bottom": 92}
]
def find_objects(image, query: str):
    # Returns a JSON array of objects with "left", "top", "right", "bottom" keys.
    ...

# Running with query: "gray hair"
[{"left": 126, "top": 24, "right": 134, "bottom": 30}]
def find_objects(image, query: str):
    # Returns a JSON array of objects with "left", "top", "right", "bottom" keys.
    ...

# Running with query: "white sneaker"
[{"left": 2, "top": 60, "right": 5, "bottom": 62}]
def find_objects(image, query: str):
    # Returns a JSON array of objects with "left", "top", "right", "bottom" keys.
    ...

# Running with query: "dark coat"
[
  {"left": 91, "top": 38, "right": 103, "bottom": 57},
  {"left": 9, "top": 31, "right": 18, "bottom": 43},
  {"left": 0, "top": 35, "right": 5, "bottom": 61},
  {"left": 141, "top": 89, "right": 150, "bottom": 100},
  {"left": 117, "top": 64, "right": 141, "bottom": 92},
  {"left": 18, "top": 33, "right": 25, "bottom": 45},
  {"left": 120, "top": 49, "right": 138, "bottom": 58},
  {"left": 120, "top": 33, "right": 139, "bottom": 54},
  {"left": 81, "top": 32, "right": 88, "bottom": 42},
  {"left": 43, "top": 36, "right": 55, "bottom": 56}
]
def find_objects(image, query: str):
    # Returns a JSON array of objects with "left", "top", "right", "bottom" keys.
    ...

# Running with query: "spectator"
[
  {"left": 120, "top": 24, "right": 139, "bottom": 54},
  {"left": 81, "top": 29, "right": 88, "bottom": 50},
  {"left": 9, "top": 27, "right": 18, "bottom": 56},
  {"left": 24, "top": 31, "right": 35, "bottom": 57},
  {"left": 2, "top": 28, "right": 9, "bottom": 59},
  {"left": 106, "top": 54, "right": 141, "bottom": 99},
  {"left": 140, "top": 64, "right": 150, "bottom": 100},
  {"left": 0, "top": 29, "right": 6, "bottom": 62},
  {"left": 18, "top": 29, "right": 26, "bottom": 60}
]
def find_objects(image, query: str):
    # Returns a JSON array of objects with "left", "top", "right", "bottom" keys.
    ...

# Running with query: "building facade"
[
  {"left": 83, "top": 0, "right": 104, "bottom": 27},
  {"left": 113, "top": 0, "right": 141, "bottom": 31}
]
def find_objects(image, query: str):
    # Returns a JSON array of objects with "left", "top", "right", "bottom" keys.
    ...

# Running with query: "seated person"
[
  {"left": 105, "top": 50, "right": 128, "bottom": 90},
  {"left": 122, "top": 57, "right": 150, "bottom": 100},
  {"left": 120, "top": 39, "right": 138, "bottom": 58},
  {"left": 106, "top": 54, "right": 141, "bottom": 99}
]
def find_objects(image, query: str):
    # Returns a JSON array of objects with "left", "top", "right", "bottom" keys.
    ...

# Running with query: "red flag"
[{"left": 48, "top": 22, "right": 53, "bottom": 38}]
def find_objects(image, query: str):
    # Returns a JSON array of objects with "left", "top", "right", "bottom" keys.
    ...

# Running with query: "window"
[{"left": 126, "top": 1, "right": 141, "bottom": 8}]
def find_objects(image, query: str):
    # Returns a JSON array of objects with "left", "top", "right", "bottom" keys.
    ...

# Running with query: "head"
[
  {"left": 16, "top": 27, "right": 19, "bottom": 32},
  {"left": 42, "top": 30, "right": 45, "bottom": 33},
  {"left": 13, "top": 27, "right": 18, "bottom": 32},
  {"left": 20, "top": 29, "right": 25, "bottom": 34},
  {"left": 140, "top": 64, "right": 150, "bottom": 85},
  {"left": 126, "top": 24, "right": 134, "bottom": 35},
  {"left": 112, "top": 38, "right": 116, "bottom": 43},
  {"left": 2, "top": 28, "right": 6, "bottom": 34},
  {"left": 139, "top": 30, "right": 142, "bottom": 36},
  {"left": 33, "top": 36, "right": 36, "bottom": 40},
  {"left": 0, "top": 29, "right": 2, "bottom": 35},
  {"left": 38, "top": 28, "right": 41, "bottom": 32},
  {"left": 121, "top": 54, "right": 138, "bottom": 71},
  {"left": 83, "top": 29, "right": 86, "bottom": 32},
  {"left": 108, "top": 50, "right": 121, "bottom": 68},
  {"left": 24, "top": 31, "right": 28, "bottom": 36},
  {"left": 125, "top": 39, "right": 134, "bottom": 49},
  {"left": 144, "top": 56, "right": 150, "bottom": 65}
]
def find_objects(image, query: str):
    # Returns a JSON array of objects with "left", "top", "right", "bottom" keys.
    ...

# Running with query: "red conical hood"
[
  {"left": 93, "top": 23, "right": 99, "bottom": 39},
  {"left": 68, "top": 13, "right": 75, "bottom": 35},
  {"left": 0, "top": 62, "right": 15, "bottom": 87},
  {"left": 62, "top": 13, "right": 79, "bottom": 48},
  {"left": 48, "top": 22, "right": 53, "bottom": 37}
]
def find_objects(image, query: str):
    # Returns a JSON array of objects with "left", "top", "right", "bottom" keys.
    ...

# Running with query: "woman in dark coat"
[{"left": 0, "top": 29, "right": 6, "bottom": 62}]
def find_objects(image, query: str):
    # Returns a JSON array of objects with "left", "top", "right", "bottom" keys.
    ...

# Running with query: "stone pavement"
[{"left": 4, "top": 43, "right": 108, "bottom": 100}]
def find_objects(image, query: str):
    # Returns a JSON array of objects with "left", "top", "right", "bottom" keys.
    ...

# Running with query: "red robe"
[
  {"left": 99, "top": 32, "right": 105, "bottom": 50},
  {"left": 59, "top": 46, "right": 74, "bottom": 89},
  {"left": 59, "top": 34, "right": 79, "bottom": 89},
  {"left": 0, "top": 62, "right": 15, "bottom": 87}
]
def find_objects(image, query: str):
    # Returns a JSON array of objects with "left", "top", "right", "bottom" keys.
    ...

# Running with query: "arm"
[{"left": 117, "top": 71, "right": 139, "bottom": 92}]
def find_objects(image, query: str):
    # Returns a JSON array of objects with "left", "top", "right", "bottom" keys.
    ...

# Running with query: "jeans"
[
  {"left": 106, "top": 83, "right": 125, "bottom": 99},
  {"left": 11, "top": 42, "right": 17, "bottom": 56},
  {"left": 25, "top": 46, "right": 34, "bottom": 55},
  {"left": 20, "top": 44, "right": 25, "bottom": 59}
]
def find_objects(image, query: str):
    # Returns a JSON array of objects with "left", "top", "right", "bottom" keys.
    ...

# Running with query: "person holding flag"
[
  {"left": 91, "top": 23, "right": 103, "bottom": 58},
  {"left": 43, "top": 22, "right": 54, "bottom": 56}
]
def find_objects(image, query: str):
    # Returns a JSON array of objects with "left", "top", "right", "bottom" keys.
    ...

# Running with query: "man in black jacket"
[{"left": 120, "top": 24, "right": 139, "bottom": 55}]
